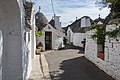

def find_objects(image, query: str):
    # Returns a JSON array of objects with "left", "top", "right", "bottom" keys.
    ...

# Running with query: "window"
[
  {"left": 97, "top": 44, "right": 105, "bottom": 60},
  {"left": 28, "top": 33, "right": 30, "bottom": 42},
  {"left": 24, "top": 32, "right": 26, "bottom": 42}
]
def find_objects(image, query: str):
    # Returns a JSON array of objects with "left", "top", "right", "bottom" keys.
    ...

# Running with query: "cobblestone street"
[{"left": 45, "top": 49, "right": 115, "bottom": 80}]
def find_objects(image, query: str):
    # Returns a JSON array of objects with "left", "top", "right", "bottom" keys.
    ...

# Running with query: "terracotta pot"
[{"left": 98, "top": 52, "right": 104, "bottom": 60}]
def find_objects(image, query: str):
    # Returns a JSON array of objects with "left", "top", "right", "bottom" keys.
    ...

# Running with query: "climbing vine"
[
  {"left": 89, "top": 24, "right": 120, "bottom": 44},
  {"left": 88, "top": 24, "right": 107, "bottom": 44},
  {"left": 96, "top": 0, "right": 120, "bottom": 19},
  {"left": 107, "top": 25, "right": 120, "bottom": 38}
]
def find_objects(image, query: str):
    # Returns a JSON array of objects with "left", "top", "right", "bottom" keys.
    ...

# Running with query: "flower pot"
[{"left": 98, "top": 52, "right": 104, "bottom": 60}]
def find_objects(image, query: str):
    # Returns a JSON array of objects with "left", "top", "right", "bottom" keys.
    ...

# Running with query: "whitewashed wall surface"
[
  {"left": 0, "top": 31, "right": 3, "bottom": 80},
  {"left": 81, "top": 17, "right": 91, "bottom": 27},
  {"left": 37, "top": 24, "right": 64, "bottom": 50},
  {"left": 85, "top": 24, "right": 120, "bottom": 80},
  {"left": 73, "top": 33, "right": 86, "bottom": 47},
  {"left": 67, "top": 27, "right": 73, "bottom": 43}
]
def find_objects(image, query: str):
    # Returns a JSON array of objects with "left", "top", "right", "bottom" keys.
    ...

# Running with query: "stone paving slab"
[{"left": 27, "top": 55, "right": 44, "bottom": 80}]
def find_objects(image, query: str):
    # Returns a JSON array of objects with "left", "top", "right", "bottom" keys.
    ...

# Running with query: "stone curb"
[
  {"left": 41, "top": 52, "right": 51, "bottom": 80},
  {"left": 27, "top": 55, "right": 44, "bottom": 80}
]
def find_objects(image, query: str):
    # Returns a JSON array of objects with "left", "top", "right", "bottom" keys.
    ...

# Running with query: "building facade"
[
  {"left": 36, "top": 11, "right": 65, "bottom": 50},
  {"left": 66, "top": 16, "right": 92, "bottom": 47},
  {"left": 85, "top": 18, "right": 120, "bottom": 80},
  {"left": 0, "top": 0, "right": 36, "bottom": 80}
]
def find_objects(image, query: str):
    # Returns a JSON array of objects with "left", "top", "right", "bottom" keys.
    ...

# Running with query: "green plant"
[
  {"left": 90, "top": 24, "right": 120, "bottom": 43},
  {"left": 36, "top": 31, "right": 43, "bottom": 37},
  {"left": 107, "top": 26, "right": 120, "bottom": 37},
  {"left": 96, "top": 0, "right": 120, "bottom": 19},
  {"left": 90, "top": 24, "right": 107, "bottom": 44},
  {"left": 81, "top": 41, "right": 85, "bottom": 44}
]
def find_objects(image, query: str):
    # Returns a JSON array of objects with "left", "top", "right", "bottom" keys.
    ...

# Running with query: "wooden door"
[{"left": 45, "top": 32, "right": 52, "bottom": 50}]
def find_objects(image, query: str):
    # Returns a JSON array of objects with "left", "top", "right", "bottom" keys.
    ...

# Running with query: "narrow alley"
[
  {"left": 45, "top": 48, "right": 115, "bottom": 80},
  {"left": 0, "top": 0, "right": 120, "bottom": 80}
]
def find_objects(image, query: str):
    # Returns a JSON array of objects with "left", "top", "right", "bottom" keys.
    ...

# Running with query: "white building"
[
  {"left": 85, "top": 18, "right": 120, "bottom": 80},
  {"left": 66, "top": 16, "right": 92, "bottom": 47},
  {"left": 35, "top": 11, "right": 65, "bottom": 50},
  {"left": 24, "top": 1, "right": 36, "bottom": 79},
  {"left": 0, "top": 0, "right": 36, "bottom": 80}
]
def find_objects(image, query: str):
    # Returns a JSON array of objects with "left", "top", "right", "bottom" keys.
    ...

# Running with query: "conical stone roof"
[{"left": 35, "top": 11, "right": 48, "bottom": 30}]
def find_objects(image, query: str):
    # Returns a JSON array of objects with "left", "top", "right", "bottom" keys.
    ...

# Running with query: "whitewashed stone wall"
[
  {"left": 104, "top": 25, "right": 120, "bottom": 80},
  {"left": 85, "top": 29, "right": 98, "bottom": 62},
  {"left": 0, "top": 31, "right": 3, "bottom": 80},
  {"left": 36, "top": 24, "right": 64, "bottom": 50},
  {"left": 0, "top": 0, "right": 36, "bottom": 80},
  {"left": 73, "top": 33, "right": 86, "bottom": 47},
  {"left": 26, "top": 5, "right": 36, "bottom": 79},
  {"left": 54, "top": 37, "right": 64, "bottom": 49},
  {"left": 85, "top": 24, "right": 120, "bottom": 80},
  {"left": 0, "top": 0, "right": 24, "bottom": 80},
  {"left": 67, "top": 27, "right": 74, "bottom": 43}
]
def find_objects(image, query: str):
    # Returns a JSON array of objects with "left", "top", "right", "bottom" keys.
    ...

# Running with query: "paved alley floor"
[
  {"left": 28, "top": 55, "right": 44, "bottom": 80},
  {"left": 45, "top": 49, "right": 115, "bottom": 80}
]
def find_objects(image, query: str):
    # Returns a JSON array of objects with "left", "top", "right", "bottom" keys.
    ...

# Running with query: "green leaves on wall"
[{"left": 36, "top": 31, "right": 43, "bottom": 37}]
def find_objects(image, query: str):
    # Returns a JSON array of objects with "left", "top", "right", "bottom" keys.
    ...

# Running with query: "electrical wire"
[{"left": 50, "top": 0, "right": 55, "bottom": 16}]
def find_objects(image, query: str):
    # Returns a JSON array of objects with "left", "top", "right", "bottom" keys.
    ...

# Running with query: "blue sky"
[{"left": 33, "top": 0, "right": 110, "bottom": 27}]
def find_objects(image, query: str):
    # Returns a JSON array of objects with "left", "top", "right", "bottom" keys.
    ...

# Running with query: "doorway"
[{"left": 45, "top": 32, "right": 52, "bottom": 50}]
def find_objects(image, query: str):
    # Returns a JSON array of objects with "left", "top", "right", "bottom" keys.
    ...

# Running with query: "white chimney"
[
  {"left": 54, "top": 15, "right": 61, "bottom": 30},
  {"left": 81, "top": 17, "right": 91, "bottom": 27}
]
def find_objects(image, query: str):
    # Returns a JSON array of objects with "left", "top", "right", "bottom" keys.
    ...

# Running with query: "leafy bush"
[
  {"left": 36, "top": 31, "right": 43, "bottom": 37},
  {"left": 89, "top": 24, "right": 107, "bottom": 44},
  {"left": 107, "top": 26, "right": 120, "bottom": 37}
]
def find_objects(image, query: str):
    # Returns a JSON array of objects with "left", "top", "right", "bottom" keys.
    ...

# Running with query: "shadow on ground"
[
  {"left": 58, "top": 44, "right": 84, "bottom": 54},
  {"left": 50, "top": 56, "right": 115, "bottom": 80}
]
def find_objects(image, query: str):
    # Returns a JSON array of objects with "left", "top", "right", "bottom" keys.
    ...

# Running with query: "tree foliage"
[
  {"left": 91, "top": 24, "right": 106, "bottom": 44},
  {"left": 96, "top": 0, "right": 120, "bottom": 18},
  {"left": 107, "top": 25, "right": 120, "bottom": 38},
  {"left": 89, "top": 24, "right": 120, "bottom": 43}
]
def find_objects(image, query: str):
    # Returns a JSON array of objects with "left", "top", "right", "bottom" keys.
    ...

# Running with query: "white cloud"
[{"left": 33, "top": 0, "right": 110, "bottom": 27}]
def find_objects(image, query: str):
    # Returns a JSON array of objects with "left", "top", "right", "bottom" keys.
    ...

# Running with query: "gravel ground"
[{"left": 45, "top": 49, "right": 115, "bottom": 80}]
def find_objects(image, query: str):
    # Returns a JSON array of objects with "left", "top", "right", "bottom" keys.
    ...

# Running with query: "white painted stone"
[
  {"left": 54, "top": 16, "right": 61, "bottom": 30},
  {"left": 73, "top": 33, "right": 86, "bottom": 47},
  {"left": 37, "top": 24, "right": 65, "bottom": 50},
  {"left": 81, "top": 17, "right": 91, "bottom": 27},
  {"left": 85, "top": 25, "right": 120, "bottom": 80},
  {"left": 0, "top": 0, "right": 36, "bottom": 80},
  {"left": 67, "top": 27, "right": 74, "bottom": 43},
  {"left": 0, "top": 31, "right": 3, "bottom": 80}
]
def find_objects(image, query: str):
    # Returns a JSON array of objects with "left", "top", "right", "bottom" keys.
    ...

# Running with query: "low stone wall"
[{"left": 85, "top": 25, "right": 120, "bottom": 80}]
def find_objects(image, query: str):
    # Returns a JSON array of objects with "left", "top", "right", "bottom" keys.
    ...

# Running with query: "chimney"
[
  {"left": 54, "top": 15, "right": 61, "bottom": 30},
  {"left": 76, "top": 17, "right": 78, "bottom": 20}
]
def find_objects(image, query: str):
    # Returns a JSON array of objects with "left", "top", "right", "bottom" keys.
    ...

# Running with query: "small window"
[
  {"left": 28, "top": 33, "right": 30, "bottom": 42},
  {"left": 97, "top": 44, "right": 105, "bottom": 60}
]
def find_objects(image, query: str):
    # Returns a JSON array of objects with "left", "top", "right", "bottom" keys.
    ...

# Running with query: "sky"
[{"left": 33, "top": 0, "right": 110, "bottom": 27}]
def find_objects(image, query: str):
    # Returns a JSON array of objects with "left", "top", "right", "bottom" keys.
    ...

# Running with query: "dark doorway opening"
[{"left": 45, "top": 32, "right": 52, "bottom": 50}]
